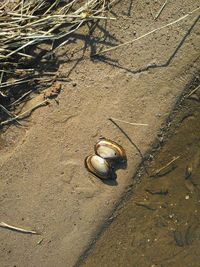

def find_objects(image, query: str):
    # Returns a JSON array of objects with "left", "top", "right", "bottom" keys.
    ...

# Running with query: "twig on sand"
[
  {"left": 0, "top": 104, "right": 14, "bottom": 118},
  {"left": 109, "top": 117, "right": 149, "bottom": 176},
  {"left": 0, "top": 99, "right": 48, "bottom": 126},
  {"left": 37, "top": 238, "right": 44, "bottom": 245},
  {"left": 187, "top": 85, "right": 200, "bottom": 98},
  {"left": 0, "top": 104, "right": 22, "bottom": 125},
  {"left": 95, "top": 7, "right": 200, "bottom": 55},
  {"left": 10, "top": 90, "right": 32, "bottom": 106},
  {"left": 154, "top": 0, "right": 168, "bottom": 20},
  {"left": 155, "top": 156, "right": 180, "bottom": 176},
  {"left": 0, "top": 221, "right": 38, "bottom": 235},
  {"left": 110, "top": 117, "right": 148, "bottom": 126}
]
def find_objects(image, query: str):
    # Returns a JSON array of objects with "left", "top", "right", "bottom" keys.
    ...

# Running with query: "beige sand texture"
[{"left": 0, "top": 1, "right": 200, "bottom": 267}]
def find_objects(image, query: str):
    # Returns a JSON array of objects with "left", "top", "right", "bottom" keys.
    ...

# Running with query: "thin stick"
[
  {"left": 134, "top": 201, "right": 156, "bottom": 211},
  {"left": 0, "top": 104, "right": 22, "bottom": 126},
  {"left": 5, "top": 39, "right": 35, "bottom": 59},
  {"left": 110, "top": 117, "right": 148, "bottom": 126},
  {"left": 154, "top": 0, "right": 168, "bottom": 20},
  {"left": 155, "top": 156, "right": 180, "bottom": 175},
  {"left": 0, "top": 71, "right": 4, "bottom": 85},
  {"left": 10, "top": 90, "right": 32, "bottom": 106},
  {"left": 0, "top": 104, "right": 14, "bottom": 117},
  {"left": 0, "top": 0, "right": 9, "bottom": 10},
  {"left": 0, "top": 100, "right": 48, "bottom": 126},
  {"left": 109, "top": 118, "right": 149, "bottom": 176},
  {"left": 0, "top": 78, "right": 34, "bottom": 89},
  {"left": 187, "top": 85, "right": 200, "bottom": 97},
  {"left": 0, "top": 222, "right": 38, "bottom": 235},
  {"left": 95, "top": 7, "right": 200, "bottom": 55},
  {"left": 21, "top": 0, "right": 24, "bottom": 18},
  {"left": 0, "top": 91, "right": 6, "bottom": 97}
]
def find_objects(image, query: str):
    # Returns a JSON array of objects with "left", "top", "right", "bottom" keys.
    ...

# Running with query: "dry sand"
[{"left": 0, "top": 1, "right": 200, "bottom": 266}]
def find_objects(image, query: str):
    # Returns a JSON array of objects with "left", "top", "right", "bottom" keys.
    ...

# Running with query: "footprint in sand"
[
  {"left": 60, "top": 160, "right": 80, "bottom": 184},
  {"left": 60, "top": 160, "right": 102, "bottom": 197}
]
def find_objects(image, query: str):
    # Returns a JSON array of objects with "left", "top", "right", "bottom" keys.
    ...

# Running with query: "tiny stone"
[{"left": 185, "top": 195, "right": 190, "bottom": 200}]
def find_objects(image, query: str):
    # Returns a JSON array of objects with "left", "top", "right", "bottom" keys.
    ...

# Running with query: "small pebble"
[{"left": 185, "top": 195, "right": 190, "bottom": 200}]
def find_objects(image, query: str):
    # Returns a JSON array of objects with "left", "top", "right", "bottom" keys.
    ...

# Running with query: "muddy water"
[{"left": 81, "top": 81, "right": 200, "bottom": 267}]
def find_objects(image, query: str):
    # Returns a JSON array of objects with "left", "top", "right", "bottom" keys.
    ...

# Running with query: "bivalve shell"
[
  {"left": 85, "top": 154, "right": 115, "bottom": 180},
  {"left": 95, "top": 138, "right": 127, "bottom": 162}
]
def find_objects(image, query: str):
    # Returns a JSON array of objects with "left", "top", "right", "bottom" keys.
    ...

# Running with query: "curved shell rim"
[
  {"left": 85, "top": 154, "right": 113, "bottom": 180},
  {"left": 94, "top": 138, "right": 127, "bottom": 160}
]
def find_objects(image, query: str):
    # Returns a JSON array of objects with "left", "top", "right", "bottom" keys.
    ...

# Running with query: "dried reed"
[{"left": 0, "top": 0, "right": 115, "bottom": 124}]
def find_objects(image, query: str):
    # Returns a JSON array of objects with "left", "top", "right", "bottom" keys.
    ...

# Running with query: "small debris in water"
[
  {"left": 184, "top": 179, "right": 196, "bottom": 193},
  {"left": 151, "top": 156, "right": 180, "bottom": 177},
  {"left": 185, "top": 165, "right": 193, "bottom": 179},
  {"left": 134, "top": 201, "right": 156, "bottom": 211},
  {"left": 146, "top": 188, "right": 168, "bottom": 195},
  {"left": 173, "top": 230, "right": 184, "bottom": 247}
]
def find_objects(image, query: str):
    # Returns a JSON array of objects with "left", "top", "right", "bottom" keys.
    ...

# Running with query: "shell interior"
[
  {"left": 90, "top": 155, "right": 109, "bottom": 175},
  {"left": 96, "top": 145, "right": 117, "bottom": 159},
  {"left": 95, "top": 139, "right": 126, "bottom": 160},
  {"left": 85, "top": 155, "right": 112, "bottom": 179}
]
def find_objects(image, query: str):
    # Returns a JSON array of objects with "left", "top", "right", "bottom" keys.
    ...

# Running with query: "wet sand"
[
  {"left": 81, "top": 74, "right": 200, "bottom": 267},
  {"left": 0, "top": 1, "right": 200, "bottom": 267}
]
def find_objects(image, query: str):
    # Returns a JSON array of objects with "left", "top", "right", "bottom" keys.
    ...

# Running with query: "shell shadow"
[
  {"left": 101, "top": 174, "right": 118, "bottom": 186},
  {"left": 101, "top": 159, "right": 127, "bottom": 186},
  {"left": 109, "top": 159, "right": 128, "bottom": 171}
]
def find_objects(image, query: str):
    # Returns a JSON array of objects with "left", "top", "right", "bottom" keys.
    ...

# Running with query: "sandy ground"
[
  {"left": 0, "top": 1, "right": 200, "bottom": 267},
  {"left": 81, "top": 74, "right": 200, "bottom": 267}
]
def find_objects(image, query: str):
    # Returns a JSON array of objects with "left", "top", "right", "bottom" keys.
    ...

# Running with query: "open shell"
[
  {"left": 95, "top": 138, "right": 127, "bottom": 162},
  {"left": 85, "top": 154, "right": 114, "bottom": 180}
]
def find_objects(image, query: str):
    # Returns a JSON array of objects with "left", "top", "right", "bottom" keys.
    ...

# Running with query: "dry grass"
[{"left": 0, "top": 0, "right": 115, "bottom": 124}]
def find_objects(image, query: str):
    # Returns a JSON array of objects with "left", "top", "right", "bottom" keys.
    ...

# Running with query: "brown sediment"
[{"left": 81, "top": 73, "right": 200, "bottom": 267}]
